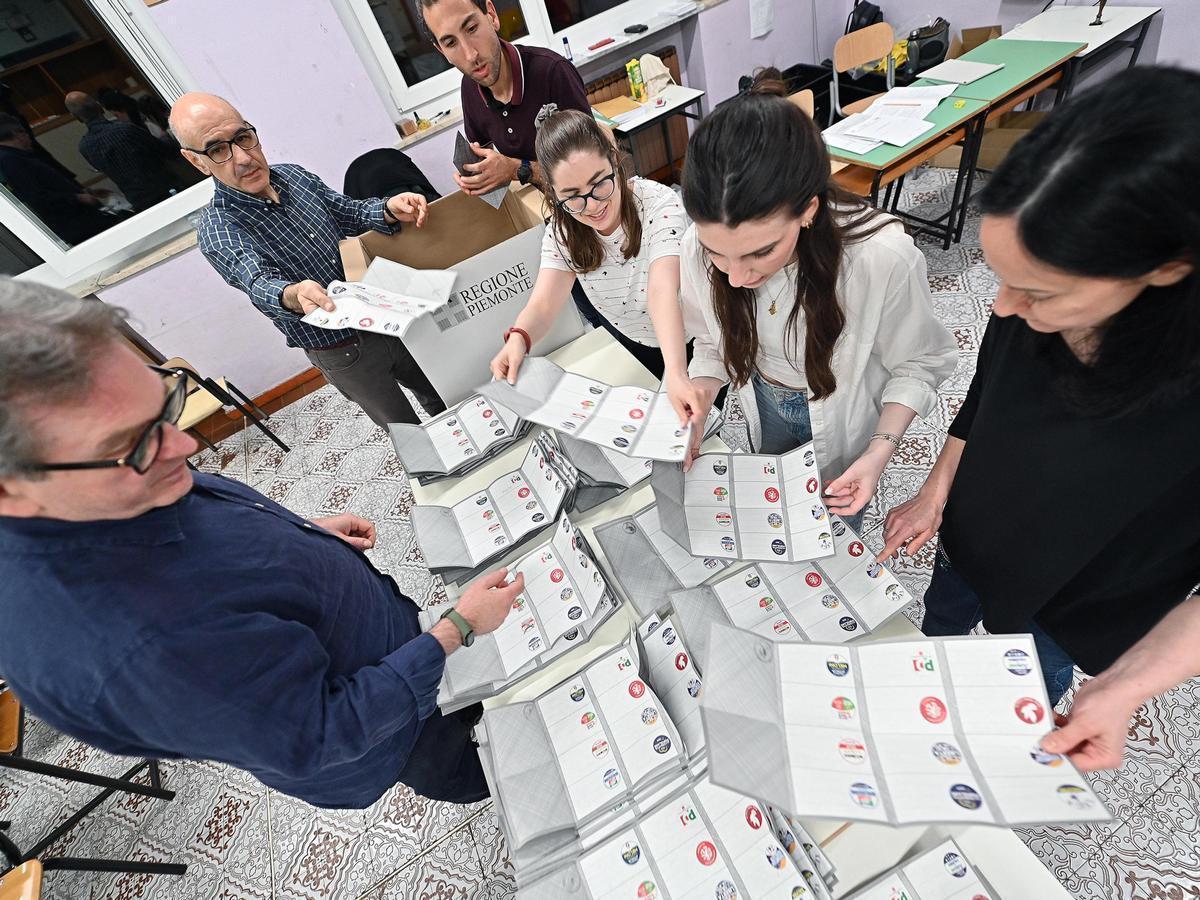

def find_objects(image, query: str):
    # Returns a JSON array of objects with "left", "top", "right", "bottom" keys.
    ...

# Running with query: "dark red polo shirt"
[{"left": 460, "top": 41, "right": 591, "bottom": 162}]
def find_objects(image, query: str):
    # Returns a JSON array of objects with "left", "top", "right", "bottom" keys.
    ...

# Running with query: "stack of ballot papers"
[
  {"left": 766, "top": 806, "right": 839, "bottom": 900},
  {"left": 920, "top": 58, "right": 1004, "bottom": 85},
  {"left": 478, "top": 358, "right": 694, "bottom": 461},
  {"left": 453, "top": 131, "right": 508, "bottom": 209},
  {"left": 390, "top": 394, "right": 528, "bottom": 484},
  {"left": 594, "top": 501, "right": 730, "bottom": 616},
  {"left": 411, "top": 433, "right": 576, "bottom": 583},
  {"left": 419, "top": 514, "right": 620, "bottom": 710},
  {"left": 302, "top": 258, "right": 458, "bottom": 337},
  {"left": 822, "top": 84, "right": 960, "bottom": 153},
  {"left": 561, "top": 404, "right": 725, "bottom": 512},
  {"left": 651, "top": 442, "right": 835, "bottom": 563},
  {"left": 702, "top": 627, "right": 1112, "bottom": 826},
  {"left": 846, "top": 837, "right": 997, "bottom": 900},
  {"left": 669, "top": 516, "right": 913, "bottom": 664}
]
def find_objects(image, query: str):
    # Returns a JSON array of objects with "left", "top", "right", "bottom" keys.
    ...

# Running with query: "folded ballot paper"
[
  {"left": 651, "top": 442, "right": 835, "bottom": 564},
  {"left": 846, "top": 837, "right": 998, "bottom": 900},
  {"left": 301, "top": 258, "right": 457, "bottom": 337},
  {"left": 669, "top": 516, "right": 912, "bottom": 666},
  {"left": 411, "top": 433, "right": 576, "bottom": 583},
  {"left": 389, "top": 394, "right": 528, "bottom": 484},
  {"left": 766, "top": 806, "right": 838, "bottom": 899},
  {"left": 594, "top": 501, "right": 730, "bottom": 617},
  {"left": 453, "top": 131, "right": 508, "bottom": 209},
  {"left": 701, "top": 626, "right": 1112, "bottom": 827},
  {"left": 419, "top": 514, "right": 620, "bottom": 711},
  {"left": 478, "top": 357, "right": 694, "bottom": 461}
]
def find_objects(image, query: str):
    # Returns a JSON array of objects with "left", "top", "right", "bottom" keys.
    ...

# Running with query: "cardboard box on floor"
[
  {"left": 932, "top": 25, "right": 1044, "bottom": 170},
  {"left": 339, "top": 184, "right": 584, "bottom": 405}
]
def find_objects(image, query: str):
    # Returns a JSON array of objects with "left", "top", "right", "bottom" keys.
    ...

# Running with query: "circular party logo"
[
  {"left": 932, "top": 741, "right": 962, "bottom": 765},
  {"left": 949, "top": 784, "right": 983, "bottom": 810},
  {"left": 696, "top": 841, "right": 718, "bottom": 866},
  {"left": 826, "top": 654, "right": 850, "bottom": 677},
  {"left": 805, "top": 572, "right": 823, "bottom": 587},
  {"left": 921, "top": 696, "right": 948, "bottom": 724},
  {"left": 945, "top": 852, "right": 968, "bottom": 877},
  {"left": 1004, "top": 649, "right": 1032, "bottom": 676},
  {"left": 629, "top": 680, "right": 646, "bottom": 699},
  {"left": 764, "top": 487, "right": 780, "bottom": 503},
  {"left": 848, "top": 541, "right": 864, "bottom": 557},
  {"left": 641, "top": 707, "right": 659, "bottom": 725},
  {"left": 850, "top": 782, "right": 878, "bottom": 808},
  {"left": 1014, "top": 697, "right": 1045, "bottom": 724}
]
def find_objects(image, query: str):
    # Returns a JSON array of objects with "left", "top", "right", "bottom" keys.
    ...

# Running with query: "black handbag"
[{"left": 845, "top": 0, "right": 884, "bottom": 34}]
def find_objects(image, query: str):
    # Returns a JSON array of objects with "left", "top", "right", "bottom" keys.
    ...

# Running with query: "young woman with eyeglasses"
[
  {"left": 490, "top": 109, "right": 702, "bottom": 423},
  {"left": 677, "top": 74, "right": 956, "bottom": 527}
]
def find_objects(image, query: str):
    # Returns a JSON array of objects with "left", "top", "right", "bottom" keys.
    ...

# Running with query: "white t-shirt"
[{"left": 540, "top": 177, "right": 686, "bottom": 347}]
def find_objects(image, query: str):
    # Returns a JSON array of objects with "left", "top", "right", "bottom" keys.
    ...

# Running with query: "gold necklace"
[{"left": 765, "top": 279, "right": 789, "bottom": 316}]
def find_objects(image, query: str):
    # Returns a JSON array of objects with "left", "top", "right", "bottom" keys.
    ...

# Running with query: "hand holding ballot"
[
  {"left": 455, "top": 139, "right": 518, "bottom": 196},
  {"left": 282, "top": 279, "right": 336, "bottom": 315},
  {"left": 432, "top": 567, "right": 527, "bottom": 652}
]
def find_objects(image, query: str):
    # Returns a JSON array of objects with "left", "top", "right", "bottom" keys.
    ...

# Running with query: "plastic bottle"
[
  {"left": 562, "top": 36, "right": 573, "bottom": 61},
  {"left": 626, "top": 58, "right": 647, "bottom": 102}
]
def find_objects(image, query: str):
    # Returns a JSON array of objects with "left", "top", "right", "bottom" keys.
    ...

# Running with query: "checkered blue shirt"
[{"left": 196, "top": 163, "right": 396, "bottom": 349}]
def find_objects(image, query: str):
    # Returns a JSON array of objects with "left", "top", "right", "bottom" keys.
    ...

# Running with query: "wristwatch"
[
  {"left": 517, "top": 159, "right": 533, "bottom": 185},
  {"left": 439, "top": 607, "right": 475, "bottom": 647}
]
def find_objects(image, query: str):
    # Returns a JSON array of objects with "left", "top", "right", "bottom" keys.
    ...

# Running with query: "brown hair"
[
  {"left": 681, "top": 69, "right": 888, "bottom": 397},
  {"left": 534, "top": 109, "right": 643, "bottom": 274}
]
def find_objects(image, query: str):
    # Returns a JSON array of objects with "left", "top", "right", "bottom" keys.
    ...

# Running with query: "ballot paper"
[
  {"left": 477, "top": 357, "right": 693, "bottom": 461},
  {"left": 842, "top": 115, "right": 937, "bottom": 147},
  {"left": 920, "top": 59, "right": 1004, "bottom": 85},
  {"left": 520, "top": 775, "right": 812, "bottom": 900},
  {"left": 410, "top": 433, "right": 575, "bottom": 581},
  {"left": 846, "top": 838, "right": 998, "bottom": 900},
  {"left": 669, "top": 516, "right": 912, "bottom": 663},
  {"left": 453, "top": 131, "right": 508, "bottom": 209},
  {"left": 880, "top": 83, "right": 958, "bottom": 103},
  {"left": 423, "top": 514, "right": 620, "bottom": 710},
  {"left": 389, "top": 394, "right": 526, "bottom": 482},
  {"left": 702, "top": 627, "right": 1112, "bottom": 827},
  {"left": 638, "top": 614, "right": 707, "bottom": 763},
  {"left": 651, "top": 443, "right": 834, "bottom": 563},
  {"left": 301, "top": 276, "right": 455, "bottom": 337},
  {"left": 594, "top": 502, "right": 730, "bottom": 616},
  {"left": 822, "top": 115, "right": 883, "bottom": 155},
  {"left": 765, "top": 806, "right": 835, "bottom": 900},
  {"left": 478, "top": 635, "right": 689, "bottom": 857}
]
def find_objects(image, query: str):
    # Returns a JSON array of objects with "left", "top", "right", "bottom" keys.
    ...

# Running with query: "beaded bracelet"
[{"left": 870, "top": 431, "right": 902, "bottom": 448}]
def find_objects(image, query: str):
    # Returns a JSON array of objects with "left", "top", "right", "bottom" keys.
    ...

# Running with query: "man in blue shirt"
[
  {"left": 169, "top": 92, "right": 445, "bottom": 428},
  {"left": 0, "top": 281, "right": 525, "bottom": 808}
]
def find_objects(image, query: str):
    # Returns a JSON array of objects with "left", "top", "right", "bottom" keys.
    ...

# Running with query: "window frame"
[{"left": 0, "top": 0, "right": 210, "bottom": 280}]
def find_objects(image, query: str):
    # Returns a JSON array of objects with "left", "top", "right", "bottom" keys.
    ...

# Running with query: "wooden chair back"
[
  {"left": 788, "top": 89, "right": 815, "bottom": 118},
  {"left": 833, "top": 22, "right": 895, "bottom": 73},
  {"left": 0, "top": 861, "right": 42, "bottom": 900},
  {"left": 0, "top": 687, "right": 20, "bottom": 755}
]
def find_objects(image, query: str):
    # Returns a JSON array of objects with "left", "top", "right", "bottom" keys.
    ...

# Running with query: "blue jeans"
[
  {"left": 923, "top": 543, "right": 1077, "bottom": 708},
  {"left": 752, "top": 375, "right": 864, "bottom": 534}
]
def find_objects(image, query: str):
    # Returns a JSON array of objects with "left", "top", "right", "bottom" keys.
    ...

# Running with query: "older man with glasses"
[
  {"left": 169, "top": 92, "right": 446, "bottom": 428},
  {"left": 0, "top": 281, "right": 525, "bottom": 808}
]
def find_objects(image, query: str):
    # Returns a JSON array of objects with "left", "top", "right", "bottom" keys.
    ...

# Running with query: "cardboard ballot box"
[{"left": 339, "top": 186, "right": 585, "bottom": 405}]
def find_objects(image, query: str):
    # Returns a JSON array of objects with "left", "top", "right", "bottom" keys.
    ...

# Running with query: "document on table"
[
  {"left": 453, "top": 131, "right": 508, "bottom": 208},
  {"left": 669, "top": 515, "right": 912, "bottom": 666},
  {"left": 521, "top": 775, "right": 810, "bottom": 900},
  {"left": 389, "top": 394, "right": 524, "bottom": 480},
  {"left": 841, "top": 114, "right": 938, "bottom": 147},
  {"left": 638, "top": 614, "right": 707, "bottom": 763},
  {"left": 478, "top": 358, "right": 693, "bottom": 461},
  {"left": 651, "top": 442, "right": 835, "bottom": 563},
  {"left": 702, "top": 628, "right": 1112, "bottom": 826},
  {"left": 921, "top": 59, "right": 1004, "bottom": 85},
  {"left": 881, "top": 83, "right": 958, "bottom": 102},
  {"left": 822, "top": 115, "right": 883, "bottom": 154},
  {"left": 301, "top": 273, "right": 456, "bottom": 337},
  {"left": 846, "top": 837, "right": 998, "bottom": 900},
  {"left": 593, "top": 502, "right": 730, "bottom": 617},
  {"left": 410, "top": 433, "right": 574, "bottom": 577}
]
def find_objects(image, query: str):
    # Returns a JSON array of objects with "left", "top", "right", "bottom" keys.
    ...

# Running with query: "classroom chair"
[
  {"left": 788, "top": 89, "right": 815, "bottom": 118},
  {"left": 161, "top": 357, "right": 290, "bottom": 454},
  {"left": 830, "top": 22, "right": 896, "bottom": 125}
]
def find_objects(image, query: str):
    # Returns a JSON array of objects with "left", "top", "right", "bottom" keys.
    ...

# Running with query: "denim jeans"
[
  {"left": 922, "top": 543, "right": 1078, "bottom": 707},
  {"left": 752, "top": 374, "right": 864, "bottom": 534}
]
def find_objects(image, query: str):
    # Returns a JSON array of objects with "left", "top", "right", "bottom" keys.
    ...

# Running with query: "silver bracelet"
[{"left": 870, "top": 431, "right": 902, "bottom": 448}]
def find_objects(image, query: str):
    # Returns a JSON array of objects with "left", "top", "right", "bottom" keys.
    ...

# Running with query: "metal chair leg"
[
  {"left": 188, "top": 428, "right": 218, "bottom": 453},
  {"left": 42, "top": 858, "right": 187, "bottom": 876},
  {"left": 225, "top": 380, "right": 271, "bottom": 420},
  {"left": 200, "top": 378, "right": 290, "bottom": 454}
]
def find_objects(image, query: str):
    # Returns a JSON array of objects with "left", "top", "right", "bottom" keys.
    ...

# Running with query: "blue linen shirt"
[
  {"left": 196, "top": 163, "right": 397, "bottom": 350},
  {"left": 0, "top": 473, "right": 446, "bottom": 809}
]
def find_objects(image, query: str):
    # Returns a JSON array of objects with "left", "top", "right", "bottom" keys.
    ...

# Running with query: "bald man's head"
[
  {"left": 64, "top": 92, "right": 105, "bottom": 124},
  {"left": 170, "top": 93, "right": 272, "bottom": 197}
]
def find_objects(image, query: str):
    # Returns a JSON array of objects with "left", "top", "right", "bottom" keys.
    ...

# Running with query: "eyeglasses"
[
  {"left": 31, "top": 366, "right": 189, "bottom": 475},
  {"left": 556, "top": 171, "right": 617, "bottom": 215},
  {"left": 183, "top": 125, "right": 260, "bottom": 164}
]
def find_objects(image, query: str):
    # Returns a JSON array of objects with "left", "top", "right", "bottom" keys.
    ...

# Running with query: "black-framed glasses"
[
  {"left": 183, "top": 125, "right": 259, "bottom": 164},
  {"left": 30, "top": 366, "right": 189, "bottom": 476},
  {"left": 556, "top": 171, "right": 617, "bottom": 215}
]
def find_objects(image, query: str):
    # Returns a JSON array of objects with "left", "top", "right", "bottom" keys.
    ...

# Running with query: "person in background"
[
  {"left": 878, "top": 67, "right": 1200, "bottom": 771},
  {"left": 0, "top": 281, "right": 523, "bottom": 808},
  {"left": 677, "top": 74, "right": 956, "bottom": 530},
  {"left": 98, "top": 87, "right": 148, "bottom": 131},
  {"left": 170, "top": 92, "right": 446, "bottom": 428},
  {"left": 0, "top": 113, "right": 117, "bottom": 245},
  {"left": 65, "top": 91, "right": 178, "bottom": 212},
  {"left": 491, "top": 109, "right": 700, "bottom": 423}
]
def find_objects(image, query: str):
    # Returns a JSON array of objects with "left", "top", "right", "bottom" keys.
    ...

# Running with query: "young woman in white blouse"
[
  {"left": 490, "top": 109, "right": 700, "bottom": 421},
  {"left": 679, "top": 75, "right": 957, "bottom": 527}
]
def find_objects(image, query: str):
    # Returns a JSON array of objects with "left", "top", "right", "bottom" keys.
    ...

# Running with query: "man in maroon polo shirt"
[{"left": 419, "top": 0, "right": 591, "bottom": 196}]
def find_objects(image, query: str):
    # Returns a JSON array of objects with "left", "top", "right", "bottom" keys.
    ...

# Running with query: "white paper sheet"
[
  {"left": 301, "top": 278, "right": 453, "bottom": 337},
  {"left": 750, "top": 0, "right": 774, "bottom": 38},
  {"left": 843, "top": 115, "right": 937, "bottom": 147},
  {"left": 920, "top": 59, "right": 1004, "bottom": 85},
  {"left": 846, "top": 838, "right": 997, "bottom": 899},
  {"left": 822, "top": 115, "right": 883, "bottom": 154}
]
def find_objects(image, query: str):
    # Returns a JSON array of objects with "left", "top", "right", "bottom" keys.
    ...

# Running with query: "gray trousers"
[{"left": 306, "top": 332, "right": 446, "bottom": 426}]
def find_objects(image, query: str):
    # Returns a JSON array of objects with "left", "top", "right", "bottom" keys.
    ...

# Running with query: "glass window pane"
[
  {"left": 366, "top": 0, "right": 529, "bottom": 87},
  {"left": 0, "top": 1, "right": 206, "bottom": 249},
  {"left": 545, "top": 0, "right": 627, "bottom": 34}
]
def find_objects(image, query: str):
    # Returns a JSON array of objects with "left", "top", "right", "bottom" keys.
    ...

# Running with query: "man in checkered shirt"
[{"left": 170, "top": 92, "right": 445, "bottom": 427}]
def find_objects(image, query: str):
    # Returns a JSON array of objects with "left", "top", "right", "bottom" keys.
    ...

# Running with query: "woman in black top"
[{"left": 880, "top": 66, "right": 1200, "bottom": 771}]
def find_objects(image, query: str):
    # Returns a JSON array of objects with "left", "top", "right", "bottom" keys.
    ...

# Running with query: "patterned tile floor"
[{"left": 3, "top": 166, "right": 1198, "bottom": 898}]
